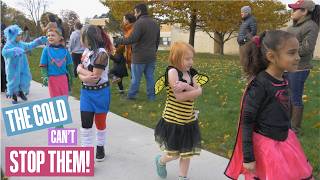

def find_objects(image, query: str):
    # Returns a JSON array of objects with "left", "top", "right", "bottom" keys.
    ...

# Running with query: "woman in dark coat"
[{"left": 287, "top": 0, "right": 320, "bottom": 134}]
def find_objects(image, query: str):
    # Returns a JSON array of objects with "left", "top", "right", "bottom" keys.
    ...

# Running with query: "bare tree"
[
  {"left": 60, "top": 9, "right": 79, "bottom": 30},
  {"left": 19, "top": 0, "right": 49, "bottom": 27}
]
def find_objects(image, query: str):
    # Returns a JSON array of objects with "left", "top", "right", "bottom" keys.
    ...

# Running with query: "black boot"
[
  {"left": 96, "top": 146, "right": 105, "bottom": 162},
  {"left": 291, "top": 106, "right": 304, "bottom": 135},
  {"left": 18, "top": 91, "right": 27, "bottom": 101}
]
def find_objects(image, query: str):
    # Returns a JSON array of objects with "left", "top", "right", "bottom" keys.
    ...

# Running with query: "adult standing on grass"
[
  {"left": 122, "top": 13, "right": 136, "bottom": 71},
  {"left": 287, "top": 0, "right": 320, "bottom": 135},
  {"left": 115, "top": 3, "right": 160, "bottom": 101},
  {"left": 238, "top": 6, "right": 257, "bottom": 66},
  {"left": 69, "top": 21, "right": 85, "bottom": 77}
]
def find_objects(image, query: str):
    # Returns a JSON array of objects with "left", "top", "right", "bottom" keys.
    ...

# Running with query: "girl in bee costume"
[{"left": 154, "top": 42, "right": 208, "bottom": 180}]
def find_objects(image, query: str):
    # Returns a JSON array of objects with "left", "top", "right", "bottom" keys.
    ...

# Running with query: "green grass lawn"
[{"left": 29, "top": 48, "right": 320, "bottom": 177}]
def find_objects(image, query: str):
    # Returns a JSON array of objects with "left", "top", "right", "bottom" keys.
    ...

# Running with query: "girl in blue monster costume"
[{"left": 2, "top": 24, "right": 47, "bottom": 104}]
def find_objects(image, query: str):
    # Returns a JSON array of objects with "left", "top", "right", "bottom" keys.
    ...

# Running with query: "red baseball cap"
[{"left": 288, "top": 0, "right": 315, "bottom": 11}]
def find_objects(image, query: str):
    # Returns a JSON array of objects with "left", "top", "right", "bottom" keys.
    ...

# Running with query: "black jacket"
[
  {"left": 242, "top": 71, "right": 291, "bottom": 163},
  {"left": 115, "top": 15, "right": 160, "bottom": 64},
  {"left": 237, "top": 15, "right": 257, "bottom": 45}
]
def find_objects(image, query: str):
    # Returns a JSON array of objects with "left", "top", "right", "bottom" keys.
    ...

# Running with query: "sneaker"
[
  {"left": 155, "top": 155, "right": 167, "bottom": 178},
  {"left": 18, "top": 91, "right": 28, "bottom": 101},
  {"left": 111, "top": 76, "right": 121, "bottom": 84},
  {"left": 118, "top": 90, "right": 125, "bottom": 94},
  {"left": 12, "top": 94, "right": 18, "bottom": 104},
  {"left": 96, "top": 146, "right": 105, "bottom": 162},
  {"left": 178, "top": 176, "right": 189, "bottom": 180},
  {"left": 126, "top": 96, "right": 136, "bottom": 100}
]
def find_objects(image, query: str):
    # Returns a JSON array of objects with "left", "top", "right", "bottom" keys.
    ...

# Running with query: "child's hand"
[
  {"left": 173, "top": 81, "right": 188, "bottom": 92},
  {"left": 196, "top": 85, "right": 202, "bottom": 95},
  {"left": 42, "top": 77, "right": 48, "bottom": 87},
  {"left": 40, "top": 36, "right": 48, "bottom": 43},
  {"left": 68, "top": 76, "right": 73, "bottom": 88},
  {"left": 83, "top": 75, "right": 99, "bottom": 83},
  {"left": 77, "top": 64, "right": 84, "bottom": 74},
  {"left": 66, "top": 64, "right": 74, "bottom": 90},
  {"left": 34, "top": 36, "right": 48, "bottom": 45},
  {"left": 243, "top": 161, "right": 256, "bottom": 173}
]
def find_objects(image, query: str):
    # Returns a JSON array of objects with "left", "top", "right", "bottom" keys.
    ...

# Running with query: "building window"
[{"left": 161, "top": 37, "right": 171, "bottom": 46}]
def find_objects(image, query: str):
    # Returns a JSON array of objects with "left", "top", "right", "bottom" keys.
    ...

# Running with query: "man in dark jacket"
[
  {"left": 115, "top": 3, "right": 160, "bottom": 101},
  {"left": 237, "top": 6, "right": 257, "bottom": 46}
]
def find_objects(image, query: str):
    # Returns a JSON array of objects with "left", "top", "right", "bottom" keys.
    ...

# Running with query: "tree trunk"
[
  {"left": 189, "top": 11, "right": 197, "bottom": 47},
  {"left": 213, "top": 32, "right": 224, "bottom": 55},
  {"left": 220, "top": 41, "right": 224, "bottom": 55},
  {"left": 36, "top": 20, "right": 42, "bottom": 36}
]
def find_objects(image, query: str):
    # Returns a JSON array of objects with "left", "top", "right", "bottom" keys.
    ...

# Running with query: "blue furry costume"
[{"left": 1, "top": 25, "right": 47, "bottom": 97}]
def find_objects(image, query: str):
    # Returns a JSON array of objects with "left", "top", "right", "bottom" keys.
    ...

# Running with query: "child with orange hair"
[{"left": 154, "top": 41, "right": 203, "bottom": 180}]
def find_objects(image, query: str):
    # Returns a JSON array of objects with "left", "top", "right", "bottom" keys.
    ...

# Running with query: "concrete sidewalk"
[{"left": 1, "top": 81, "right": 231, "bottom": 180}]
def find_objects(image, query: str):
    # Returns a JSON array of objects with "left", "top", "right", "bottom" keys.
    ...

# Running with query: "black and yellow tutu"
[{"left": 155, "top": 117, "right": 201, "bottom": 158}]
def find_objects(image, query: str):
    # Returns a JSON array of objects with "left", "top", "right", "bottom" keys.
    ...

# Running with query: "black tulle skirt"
[{"left": 154, "top": 118, "right": 201, "bottom": 158}]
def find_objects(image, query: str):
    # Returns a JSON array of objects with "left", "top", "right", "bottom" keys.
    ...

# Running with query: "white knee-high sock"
[
  {"left": 80, "top": 128, "right": 93, "bottom": 147},
  {"left": 96, "top": 128, "right": 107, "bottom": 146}
]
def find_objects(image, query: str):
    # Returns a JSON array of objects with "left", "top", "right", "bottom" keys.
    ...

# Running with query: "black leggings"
[
  {"left": 1, "top": 57, "right": 7, "bottom": 92},
  {"left": 81, "top": 111, "right": 94, "bottom": 128},
  {"left": 117, "top": 79, "right": 124, "bottom": 91}
]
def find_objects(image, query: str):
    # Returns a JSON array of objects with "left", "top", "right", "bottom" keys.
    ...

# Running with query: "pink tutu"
[
  {"left": 247, "top": 130, "right": 313, "bottom": 179},
  {"left": 48, "top": 75, "right": 68, "bottom": 98},
  {"left": 225, "top": 129, "right": 313, "bottom": 180}
]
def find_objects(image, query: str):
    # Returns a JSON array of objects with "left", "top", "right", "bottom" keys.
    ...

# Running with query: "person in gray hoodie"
[
  {"left": 115, "top": 3, "right": 160, "bottom": 101},
  {"left": 69, "top": 22, "right": 85, "bottom": 77},
  {"left": 287, "top": 0, "right": 320, "bottom": 134}
]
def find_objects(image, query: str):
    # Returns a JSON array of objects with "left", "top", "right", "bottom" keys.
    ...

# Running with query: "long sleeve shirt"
[
  {"left": 68, "top": 30, "right": 85, "bottom": 54},
  {"left": 242, "top": 71, "right": 291, "bottom": 163}
]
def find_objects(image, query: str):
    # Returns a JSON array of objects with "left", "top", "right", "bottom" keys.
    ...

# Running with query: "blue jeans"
[
  {"left": 287, "top": 70, "right": 310, "bottom": 107},
  {"left": 128, "top": 62, "right": 155, "bottom": 100}
]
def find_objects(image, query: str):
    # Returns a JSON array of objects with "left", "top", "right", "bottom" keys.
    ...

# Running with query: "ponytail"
[
  {"left": 311, "top": 5, "right": 320, "bottom": 26},
  {"left": 240, "top": 32, "right": 268, "bottom": 78},
  {"left": 97, "top": 26, "right": 113, "bottom": 54},
  {"left": 240, "top": 30, "right": 296, "bottom": 78}
]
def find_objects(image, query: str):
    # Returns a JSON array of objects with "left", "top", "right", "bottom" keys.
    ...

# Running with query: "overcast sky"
[
  {"left": 2, "top": 0, "right": 320, "bottom": 23},
  {"left": 2, "top": 0, "right": 109, "bottom": 23}
]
